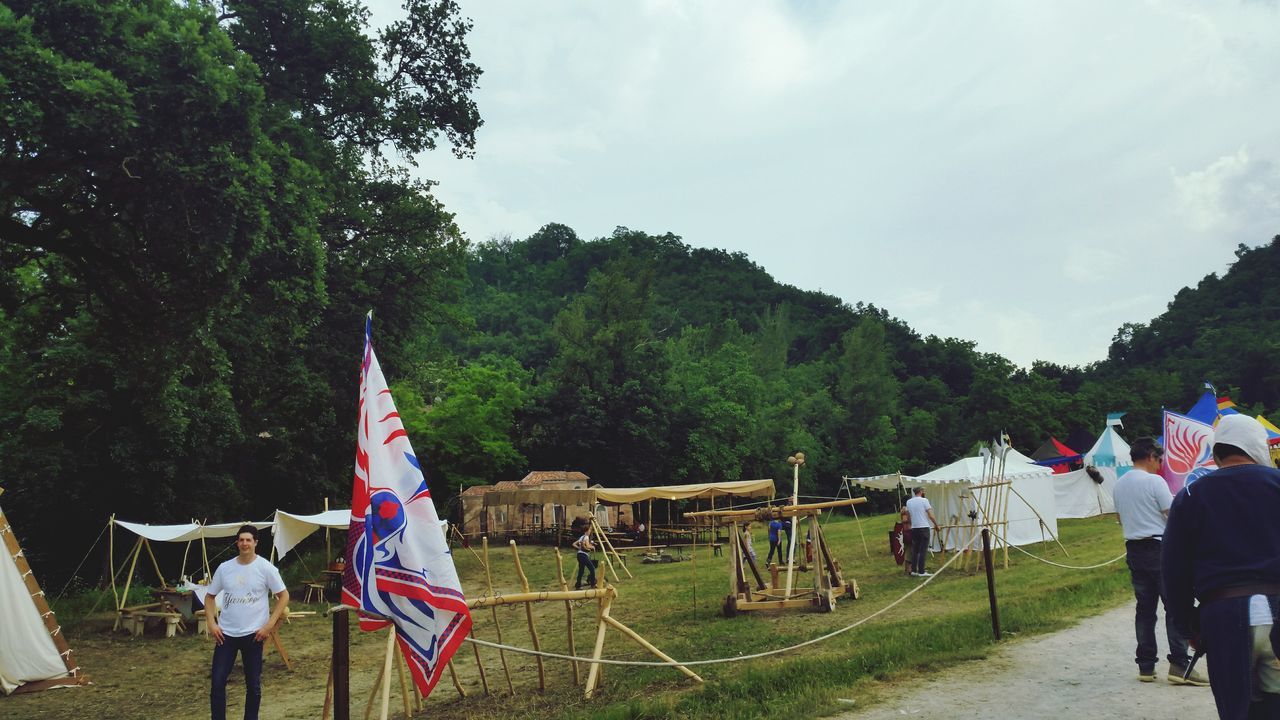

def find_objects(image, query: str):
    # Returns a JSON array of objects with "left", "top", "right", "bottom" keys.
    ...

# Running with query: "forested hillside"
[{"left": 2, "top": 0, "right": 1277, "bottom": 581}]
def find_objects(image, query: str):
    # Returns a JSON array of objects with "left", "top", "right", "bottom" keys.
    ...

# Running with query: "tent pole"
[
  {"left": 109, "top": 516, "right": 118, "bottom": 610},
  {"left": 144, "top": 538, "right": 167, "bottom": 589},
  {"left": 115, "top": 536, "right": 143, "bottom": 630},
  {"left": 201, "top": 535, "right": 211, "bottom": 581},
  {"left": 325, "top": 497, "right": 332, "bottom": 565}
]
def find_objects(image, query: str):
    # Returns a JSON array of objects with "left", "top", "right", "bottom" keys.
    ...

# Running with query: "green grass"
[{"left": 431, "top": 512, "right": 1132, "bottom": 719}]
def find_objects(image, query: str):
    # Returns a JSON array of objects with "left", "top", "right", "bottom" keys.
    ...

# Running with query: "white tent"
[
  {"left": 269, "top": 509, "right": 350, "bottom": 561},
  {"left": 1053, "top": 466, "right": 1118, "bottom": 518},
  {"left": 850, "top": 448, "right": 1059, "bottom": 550},
  {"left": 0, "top": 500, "right": 86, "bottom": 694},
  {"left": 1084, "top": 422, "right": 1133, "bottom": 471}
]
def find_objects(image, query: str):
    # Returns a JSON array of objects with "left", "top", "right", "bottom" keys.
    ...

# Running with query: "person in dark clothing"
[
  {"left": 766, "top": 518, "right": 785, "bottom": 565},
  {"left": 1163, "top": 414, "right": 1280, "bottom": 719}
]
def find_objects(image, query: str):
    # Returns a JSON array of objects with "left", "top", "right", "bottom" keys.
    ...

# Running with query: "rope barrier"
[
  {"left": 1006, "top": 542, "right": 1126, "bottom": 570},
  {"left": 464, "top": 550, "right": 964, "bottom": 668}
]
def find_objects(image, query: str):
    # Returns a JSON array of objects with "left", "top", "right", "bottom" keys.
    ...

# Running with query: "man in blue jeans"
[
  {"left": 1113, "top": 438, "right": 1207, "bottom": 686},
  {"left": 904, "top": 487, "right": 940, "bottom": 577},
  {"left": 204, "top": 525, "right": 290, "bottom": 720}
]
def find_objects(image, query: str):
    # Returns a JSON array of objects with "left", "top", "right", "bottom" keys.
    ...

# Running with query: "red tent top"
[{"left": 1051, "top": 437, "right": 1078, "bottom": 456}]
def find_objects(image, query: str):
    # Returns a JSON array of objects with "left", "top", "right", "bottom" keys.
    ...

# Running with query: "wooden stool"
[{"left": 302, "top": 581, "right": 326, "bottom": 604}]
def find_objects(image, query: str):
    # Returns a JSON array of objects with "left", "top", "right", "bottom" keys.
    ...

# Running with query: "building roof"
[
  {"left": 460, "top": 485, "right": 496, "bottom": 497},
  {"left": 494, "top": 481, "right": 521, "bottom": 491},
  {"left": 518, "top": 471, "right": 590, "bottom": 486}
]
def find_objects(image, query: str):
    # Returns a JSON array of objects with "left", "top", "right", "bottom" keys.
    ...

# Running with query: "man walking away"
[
  {"left": 205, "top": 525, "right": 290, "bottom": 720},
  {"left": 1164, "top": 414, "right": 1280, "bottom": 718},
  {"left": 904, "top": 487, "right": 940, "bottom": 577},
  {"left": 1113, "top": 438, "right": 1206, "bottom": 686},
  {"left": 766, "top": 518, "right": 785, "bottom": 566}
]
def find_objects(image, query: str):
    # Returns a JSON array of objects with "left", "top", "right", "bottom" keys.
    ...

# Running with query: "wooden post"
[
  {"left": 109, "top": 516, "right": 118, "bottom": 611},
  {"left": 446, "top": 659, "right": 467, "bottom": 698},
  {"left": 602, "top": 615, "right": 703, "bottom": 684},
  {"left": 324, "top": 497, "right": 332, "bottom": 566},
  {"left": 143, "top": 538, "right": 167, "bottom": 589},
  {"left": 584, "top": 593, "right": 614, "bottom": 698},
  {"left": 394, "top": 641, "right": 414, "bottom": 716},
  {"left": 509, "top": 541, "right": 546, "bottom": 692},
  {"left": 378, "top": 626, "right": 396, "bottom": 720},
  {"left": 647, "top": 499, "right": 653, "bottom": 546},
  {"left": 554, "top": 548, "right": 580, "bottom": 685},
  {"left": 114, "top": 536, "right": 144, "bottom": 629},
  {"left": 588, "top": 517, "right": 622, "bottom": 583},
  {"left": 982, "top": 528, "right": 1001, "bottom": 640},
  {"left": 333, "top": 607, "right": 349, "bottom": 720},
  {"left": 482, "top": 536, "right": 514, "bottom": 694},
  {"left": 201, "top": 535, "right": 211, "bottom": 580},
  {"left": 322, "top": 661, "right": 334, "bottom": 720}
]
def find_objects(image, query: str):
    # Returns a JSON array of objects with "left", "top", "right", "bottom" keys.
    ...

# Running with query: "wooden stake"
[
  {"left": 109, "top": 516, "right": 118, "bottom": 611},
  {"left": 333, "top": 607, "right": 349, "bottom": 720},
  {"left": 584, "top": 593, "right": 613, "bottom": 698},
  {"left": 482, "top": 537, "right": 514, "bottom": 694},
  {"left": 393, "top": 645, "right": 414, "bottom": 717},
  {"left": 509, "top": 541, "right": 546, "bottom": 692},
  {"left": 446, "top": 659, "right": 467, "bottom": 699},
  {"left": 322, "top": 660, "right": 334, "bottom": 720},
  {"left": 143, "top": 539, "right": 167, "bottom": 589},
  {"left": 469, "top": 627, "right": 490, "bottom": 696},
  {"left": 378, "top": 626, "right": 396, "bottom": 720},
  {"left": 602, "top": 615, "right": 703, "bottom": 684},
  {"left": 115, "top": 536, "right": 143, "bottom": 629},
  {"left": 554, "top": 548, "right": 580, "bottom": 685}
]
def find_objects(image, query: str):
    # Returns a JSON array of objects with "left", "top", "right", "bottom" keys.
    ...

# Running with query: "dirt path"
[{"left": 838, "top": 603, "right": 1217, "bottom": 720}]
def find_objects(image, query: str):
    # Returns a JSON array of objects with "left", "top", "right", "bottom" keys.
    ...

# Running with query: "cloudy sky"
[{"left": 370, "top": 0, "right": 1280, "bottom": 368}]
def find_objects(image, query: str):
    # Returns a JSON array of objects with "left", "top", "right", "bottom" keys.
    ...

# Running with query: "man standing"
[
  {"left": 573, "top": 525, "right": 597, "bottom": 589},
  {"left": 1164, "top": 414, "right": 1280, "bottom": 718},
  {"left": 904, "top": 487, "right": 940, "bottom": 577},
  {"left": 205, "top": 525, "right": 289, "bottom": 720},
  {"left": 1112, "top": 438, "right": 1206, "bottom": 685}
]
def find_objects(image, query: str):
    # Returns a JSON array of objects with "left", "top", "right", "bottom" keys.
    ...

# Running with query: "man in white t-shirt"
[
  {"left": 205, "top": 525, "right": 289, "bottom": 720},
  {"left": 904, "top": 487, "right": 940, "bottom": 577},
  {"left": 1112, "top": 438, "right": 1205, "bottom": 686}
]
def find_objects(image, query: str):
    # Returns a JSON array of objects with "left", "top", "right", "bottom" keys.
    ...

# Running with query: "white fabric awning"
[
  {"left": 269, "top": 509, "right": 351, "bottom": 561},
  {"left": 113, "top": 518, "right": 275, "bottom": 543}
]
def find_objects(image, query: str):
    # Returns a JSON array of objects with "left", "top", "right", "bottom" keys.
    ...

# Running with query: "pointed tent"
[
  {"left": 1030, "top": 437, "right": 1081, "bottom": 473},
  {"left": 0, "top": 497, "right": 87, "bottom": 694},
  {"left": 1084, "top": 423, "right": 1132, "bottom": 470}
]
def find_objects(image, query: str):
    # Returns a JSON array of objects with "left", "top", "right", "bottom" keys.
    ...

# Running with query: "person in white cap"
[{"left": 1163, "top": 413, "right": 1280, "bottom": 719}]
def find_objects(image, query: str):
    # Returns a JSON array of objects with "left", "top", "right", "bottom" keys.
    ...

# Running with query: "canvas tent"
[
  {"left": 1083, "top": 414, "right": 1132, "bottom": 472},
  {"left": 270, "top": 509, "right": 350, "bottom": 562},
  {"left": 849, "top": 448, "right": 1059, "bottom": 551},
  {"left": 1053, "top": 466, "right": 1117, "bottom": 518},
  {"left": 0, "top": 497, "right": 86, "bottom": 694}
]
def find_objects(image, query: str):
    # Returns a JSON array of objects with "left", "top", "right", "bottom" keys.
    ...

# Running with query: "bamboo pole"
[
  {"left": 115, "top": 537, "right": 143, "bottom": 628},
  {"left": 144, "top": 539, "right": 167, "bottom": 589},
  {"left": 647, "top": 499, "right": 653, "bottom": 546},
  {"left": 588, "top": 517, "right": 622, "bottom": 583},
  {"left": 554, "top": 548, "right": 580, "bottom": 685},
  {"left": 378, "top": 626, "right": 396, "bottom": 720},
  {"left": 180, "top": 538, "right": 193, "bottom": 580},
  {"left": 509, "top": 541, "right": 546, "bottom": 692},
  {"left": 602, "top": 615, "right": 703, "bottom": 683},
  {"left": 684, "top": 497, "right": 865, "bottom": 519},
  {"left": 467, "top": 587, "right": 614, "bottom": 608},
  {"left": 394, "top": 649, "right": 413, "bottom": 716},
  {"left": 469, "top": 627, "right": 490, "bottom": 696},
  {"left": 583, "top": 593, "right": 613, "bottom": 698},
  {"left": 592, "top": 516, "right": 631, "bottom": 579},
  {"left": 446, "top": 659, "right": 466, "bottom": 698},
  {"left": 201, "top": 535, "right": 211, "bottom": 580},
  {"left": 363, "top": 645, "right": 386, "bottom": 720},
  {"left": 109, "top": 516, "right": 118, "bottom": 611},
  {"left": 482, "top": 537, "right": 514, "bottom": 694}
]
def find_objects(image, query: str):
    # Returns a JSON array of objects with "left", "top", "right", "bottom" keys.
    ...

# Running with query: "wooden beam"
[
  {"left": 509, "top": 541, "right": 546, "bottom": 692},
  {"left": 554, "top": 548, "right": 580, "bottom": 685},
  {"left": 684, "top": 497, "right": 866, "bottom": 520}
]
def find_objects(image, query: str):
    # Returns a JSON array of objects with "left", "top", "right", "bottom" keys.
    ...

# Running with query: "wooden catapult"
[{"left": 685, "top": 498, "right": 865, "bottom": 617}]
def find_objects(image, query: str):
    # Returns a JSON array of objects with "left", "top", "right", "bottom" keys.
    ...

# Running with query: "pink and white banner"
[{"left": 1160, "top": 410, "right": 1216, "bottom": 495}]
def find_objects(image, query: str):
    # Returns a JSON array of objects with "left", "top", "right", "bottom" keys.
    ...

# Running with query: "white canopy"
[
  {"left": 269, "top": 509, "right": 351, "bottom": 561},
  {"left": 850, "top": 448, "right": 1059, "bottom": 549},
  {"left": 113, "top": 518, "right": 275, "bottom": 543},
  {"left": 1053, "top": 466, "right": 1118, "bottom": 519}
]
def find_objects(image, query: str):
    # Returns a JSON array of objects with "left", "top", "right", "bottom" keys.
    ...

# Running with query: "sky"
[{"left": 369, "top": 0, "right": 1280, "bottom": 368}]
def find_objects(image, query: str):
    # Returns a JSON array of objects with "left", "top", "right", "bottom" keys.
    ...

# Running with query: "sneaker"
[
  {"left": 909, "top": 572, "right": 921, "bottom": 577},
  {"left": 1168, "top": 664, "right": 1209, "bottom": 686},
  {"left": 918, "top": 572, "right": 934, "bottom": 577},
  {"left": 1138, "top": 667, "right": 1156, "bottom": 683}
]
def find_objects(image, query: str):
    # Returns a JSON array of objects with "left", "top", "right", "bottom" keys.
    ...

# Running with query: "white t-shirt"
[
  {"left": 575, "top": 533, "right": 593, "bottom": 554},
  {"left": 1112, "top": 468, "right": 1172, "bottom": 541},
  {"left": 206, "top": 555, "right": 286, "bottom": 637},
  {"left": 905, "top": 496, "right": 933, "bottom": 528}
]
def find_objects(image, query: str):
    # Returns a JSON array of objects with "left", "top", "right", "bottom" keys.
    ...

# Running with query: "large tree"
[{"left": 0, "top": 0, "right": 482, "bottom": 575}]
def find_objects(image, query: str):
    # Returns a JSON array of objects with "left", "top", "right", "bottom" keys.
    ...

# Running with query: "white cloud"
[{"left": 368, "top": 0, "right": 1280, "bottom": 368}]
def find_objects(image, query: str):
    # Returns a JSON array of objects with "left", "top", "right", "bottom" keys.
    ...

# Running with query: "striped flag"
[{"left": 342, "top": 314, "right": 471, "bottom": 697}]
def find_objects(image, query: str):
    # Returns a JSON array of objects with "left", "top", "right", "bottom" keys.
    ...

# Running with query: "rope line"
[
  {"left": 1006, "top": 542, "right": 1126, "bottom": 570},
  {"left": 51, "top": 521, "right": 110, "bottom": 608},
  {"left": 465, "top": 550, "right": 964, "bottom": 668}
]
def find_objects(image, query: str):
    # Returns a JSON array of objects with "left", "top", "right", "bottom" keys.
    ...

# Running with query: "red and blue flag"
[{"left": 342, "top": 313, "right": 471, "bottom": 697}]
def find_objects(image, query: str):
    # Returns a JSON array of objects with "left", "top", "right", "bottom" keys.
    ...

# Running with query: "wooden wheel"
[{"left": 722, "top": 594, "right": 738, "bottom": 618}]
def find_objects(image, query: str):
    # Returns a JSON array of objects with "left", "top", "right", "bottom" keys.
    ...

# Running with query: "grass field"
[{"left": 7, "top": 511, "right": 1133, "bottom": 719}]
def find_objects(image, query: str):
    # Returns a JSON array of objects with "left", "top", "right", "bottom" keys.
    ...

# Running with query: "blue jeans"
[
  {"left": 1126, "top": 539, "right": 1190, "bottom": 671},
  {"left": 210, "top": 633, "right": 264, "bottom": 720},
  {"left": 1199, "top": 595, "right": 1280, "bottom": 720},
  {"left": 575, "top": 552, "right": 597, "bottom": 588},
  {"left": 910, "top": 528, "right": 930, "bottom": 574}
]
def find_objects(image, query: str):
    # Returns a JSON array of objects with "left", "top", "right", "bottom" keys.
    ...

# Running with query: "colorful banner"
[
  {"left": 342, "top": 314, "right": 471, "bottom": 698},
  {"left": 1160, "top": 410, "right": 1216, "bottom": 495}
]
